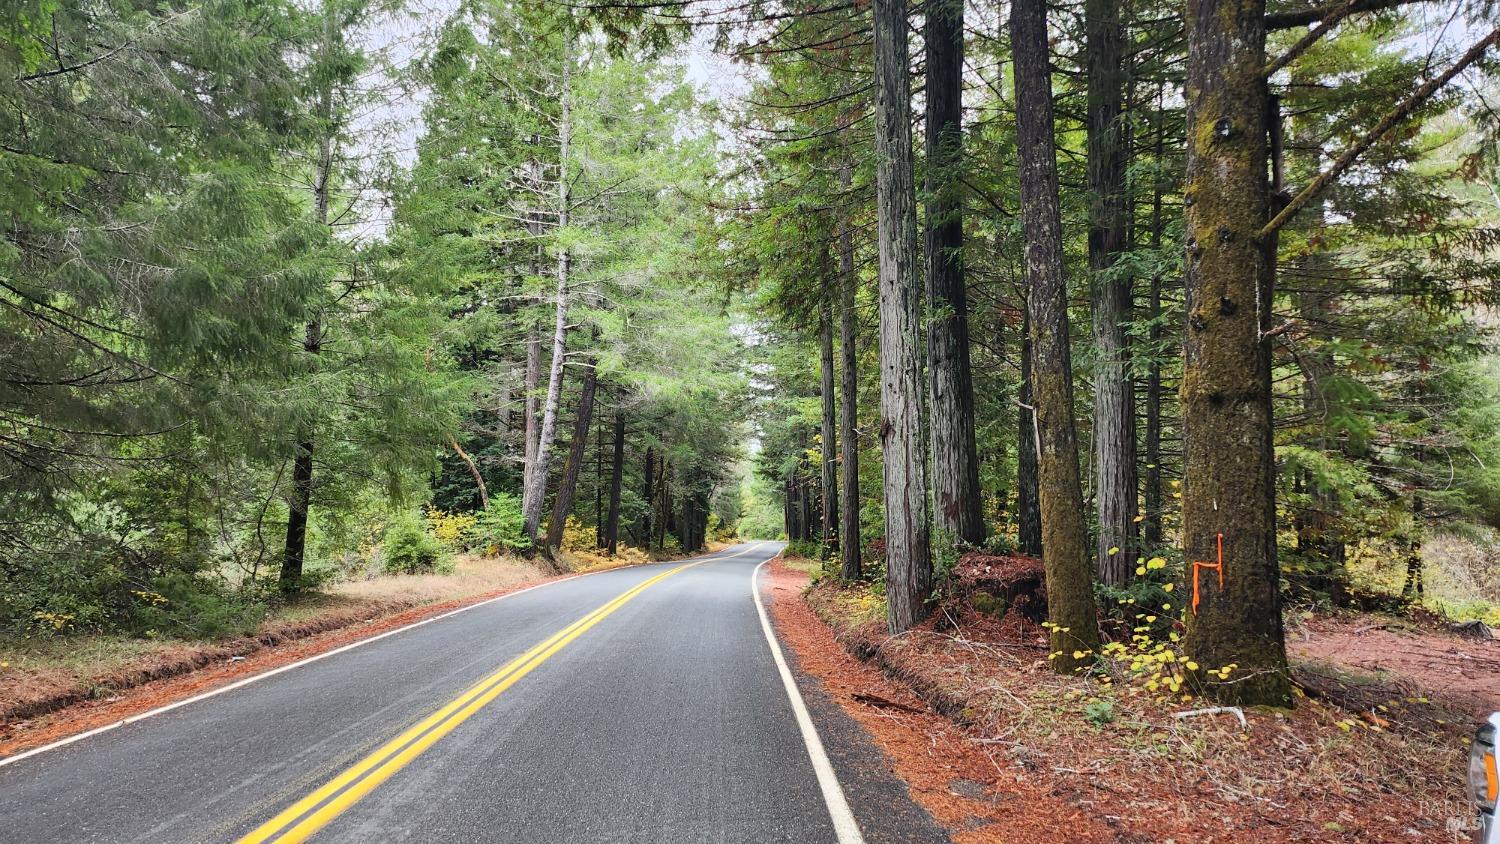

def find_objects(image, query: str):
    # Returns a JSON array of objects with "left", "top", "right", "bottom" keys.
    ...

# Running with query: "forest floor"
[
  {"left": 768, "top": 552, "right": 1488, "bottom": 844},
  {"left": 0, "top": 543, "right": 724, "bottom": 755}
]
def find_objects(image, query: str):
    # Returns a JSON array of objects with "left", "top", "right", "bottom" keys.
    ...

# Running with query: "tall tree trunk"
[
  {"left": 1017, "top": 306, "right": 1042, "bottom": 556},
  {"left": 1143, "top": 273, "right": 1164, "bottom": 549},
  {"left": 820, "top": 288, "right": 841, "bottom": 558},
  {"left": 594, "top": 411, "right": 603, "bottom": 548},
  {"left": 924, "top": 0, "right": 984, "bottom": 548},
  {"left": 281, "top": 39, "right": 336, "bottom": 592},
  {"left": 520, "top": 44, "right": 573, "bottom": 548},
  {"left": 1087, "top": 0, "right": 1137, "bottom": 586},
  {"left": 1180, "top": 0, "right": 1292, "bottom": 707},
  {"left": 1402, "top": 495, "right": 1424, "bottom": 599},
  {"left": 657, "top": 465, "right": 670, "bottom": 548},
  {"left": 642, "top": 446, "right": 655, "bottom": 544},
  {"left": 799, "top": 453, "right": 815, "bottom": 541},
  {"left": 523, "top": 330, "right": 541, "bottom": 485},
  {"left": 838, "top": 165, "right": 862, "bottom": 580},
  {"left": 604, "top": 410, "right": 626, "bottom": 555},
  {"left": 1012, "top": 0, "right": 1101, "bottom": 672},
  {"left": 1142, "top": 102, "right": 1166, "bottom": 550},
  {"left": 873, "top": 0, "right": 933, "bottom": 633},
  {"left": 544, "top": 359, "right": 597, "bottom": 550}
]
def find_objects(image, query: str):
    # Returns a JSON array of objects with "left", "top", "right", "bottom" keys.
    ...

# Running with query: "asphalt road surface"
[{"left": 0, "top": 542, "right": 948, "bottom": 843}]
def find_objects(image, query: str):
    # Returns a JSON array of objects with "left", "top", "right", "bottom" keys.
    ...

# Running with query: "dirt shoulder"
[{"left": 769, "top": 553, "right": 1476, "bottom": 844}]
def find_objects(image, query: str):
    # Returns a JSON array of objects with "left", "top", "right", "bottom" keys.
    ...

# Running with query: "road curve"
[{"left": 0, "top": 542, "right": 947, "bottom": 843}]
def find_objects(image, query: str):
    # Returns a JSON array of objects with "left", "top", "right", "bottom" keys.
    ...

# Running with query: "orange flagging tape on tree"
[{"left": 1191, "top": 533, "right": 1224, "bottom": 615}]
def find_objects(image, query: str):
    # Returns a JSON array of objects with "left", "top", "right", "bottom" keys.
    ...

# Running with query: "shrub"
[
  {"left": 426, "top": 508, "right": 478, "bottom": 551},
  {"left": 382, "top": 514, "right": 447, "bottom": 574},
  {"left": 560, "top": 515, "right": 594, "bottom": 552},
  {"left": 1096, "top": 547, "right": 1182, "bottom": 640},
  {"left": 785, "top": 538, "right": 821, "bottom": 560},
  {"left": 467, "top": 493, "right": 530, "bottom": 555},
  {"left": 0, "top": 553, "right": 127, "bottom": 636},
  {"left": 130, "top": 573, "right": 265, "bottom": 639}
]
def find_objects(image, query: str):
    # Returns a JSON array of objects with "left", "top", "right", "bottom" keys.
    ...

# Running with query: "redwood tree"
[
  {"left": 1012, "top": 0, "right": 1101, "bottom": 672},
  {"left": 925, "top": 0, "right": 984, "bottom": 547},
  {"left": 873, "top": 0, "right": 932, "bottom": 632}
]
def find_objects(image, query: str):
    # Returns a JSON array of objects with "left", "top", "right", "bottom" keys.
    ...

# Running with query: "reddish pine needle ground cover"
[{"left": 766, "top": 552, "right": 1481, "bottom": 843}]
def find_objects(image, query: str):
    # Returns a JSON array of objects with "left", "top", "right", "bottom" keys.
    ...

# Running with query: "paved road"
[{"left": 0, "top": 542, "right": 947, "bottom": 843}]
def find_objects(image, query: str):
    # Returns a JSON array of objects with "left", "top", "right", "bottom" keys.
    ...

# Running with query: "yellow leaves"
[
  {"left": 1135, "top": 566, "right": 1147, "bottom": 576},
  {"left": 1162, "top": 583, "right": 1174, "bottom": 592},
  {"left": 1072, "top": 650, "right": 1086, "bottom": 660},
  {"left": 426, "top": 508, "right": 477, "bottom": 547},
  {"left": 1132, "top": 514, "right": 1145, "bottom": 523},
  {"left": 1185, "top": 660, "right": 1199, "bottom": 671},
  {"left": 1108, "top": 546, "right": 1120, "bottom": 555},
  {"left": 1145, "top": 557, "right": 1167, "bottom": 570}
]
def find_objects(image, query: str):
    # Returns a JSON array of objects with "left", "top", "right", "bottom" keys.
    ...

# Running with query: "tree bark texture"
[
  {"left": 1180, "top": 0, "right": 1292, "bottom": 707},
  {"left": 1143, "top": 116, "right": 1166, "bottom": 551},
  {"left": 838, "top": 168, "right": 862, "bottom": 580},
  {"left": 1012, "top": 0, "right": 1102, "bottom": 672},
  {"left": 1086, "top": 0, "right": 1137, "bottom": 585},
  {"left": 1017, "top": 306, "right": 1042, "bottom": 557},
  {"left": 520, "top": 44, "right": 572, "bottom": 550},
  {"left": 925, "top": 0, "right": 985, "bottom": 548},
  {"left": 820, "top": 289, "right": 841, "bottom": 558},
  {"left": 544, "top": 359, "right": 597, "bottom": 550},
  {"left": 604, "top": 410, "right": 626, "bottom": 554},
  {"left": 873, "top": 0, "right": 933, "bottom": 633},
  {"left": 523, "top": 329, "right": 541, "bottom": 492}
]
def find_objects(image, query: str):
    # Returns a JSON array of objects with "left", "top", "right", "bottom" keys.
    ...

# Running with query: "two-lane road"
[{"left": 0, "top": 542, "right": 947, "bottom": 843}]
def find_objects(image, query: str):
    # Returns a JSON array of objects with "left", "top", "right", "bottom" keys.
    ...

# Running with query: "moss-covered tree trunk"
[
  {"left": 1012, "top": 0, "right": 1101, "bottom": 673},
  {"left": 1180, "top": 0, "right": 1292, "bottom": 707},
  {"left": 873, "top": 0, "right": 932, "bottom": 632},
  {"left": 839, "top": 164, "right": 862, "bottom": 580},
  {"left": 1086, "top": 0, "right": 1137, "bottom": 586},
  {"left": 925, "top": 0, "right": 984, "bottom": 548}
]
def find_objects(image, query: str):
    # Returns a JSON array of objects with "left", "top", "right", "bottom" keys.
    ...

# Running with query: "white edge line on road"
[
  {"left": 752, "top": 558, "right": 866, "bottom": 844},
  {"left": 0, "top": 544, "right": 758, "bottom": 770}
]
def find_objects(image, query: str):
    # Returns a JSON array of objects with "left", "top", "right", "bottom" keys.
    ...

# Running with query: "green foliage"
[
  {"left": 381, "top": 514, "right": 448, "bottom": 575},
  {"left": 1082, "top": 698, "right": 1115, "bottom": 727},
  {"left": 129, "top": 574, "right": 266, "bottom": 640},
  {"left": 785, "top": 539, "right": 821, "bottom": 560},
  {"left": 467, "top": 495, "right": 531, "bottom": 556},
  {"left": 1096, "top": 550, "right": 1183, "bottom": 640}
]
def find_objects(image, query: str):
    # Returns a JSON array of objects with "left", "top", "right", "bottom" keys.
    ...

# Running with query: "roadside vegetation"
[
  {"left": 3, "top": 0, "right": 1499, "bottom": 836},
  {"left": 0, "top": 0, "right": 747, "bottom": 709}
]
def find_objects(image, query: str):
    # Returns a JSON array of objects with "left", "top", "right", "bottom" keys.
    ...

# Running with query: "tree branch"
[
  {"left": 1260, "top": 26, "right": 1499, "bottom": 240},
  {"left": 1264, "top": 0, "right": 1437, "bottom": 30}
]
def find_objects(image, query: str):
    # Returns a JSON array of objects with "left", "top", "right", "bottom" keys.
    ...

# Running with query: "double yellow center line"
[{"left": 240, "top": 548, "right": 758, "bottom": 843}]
